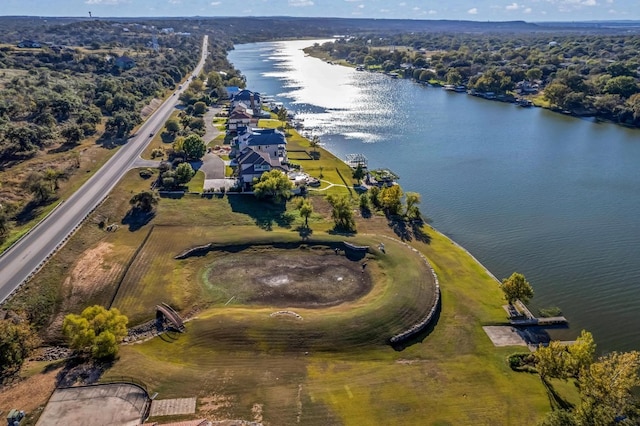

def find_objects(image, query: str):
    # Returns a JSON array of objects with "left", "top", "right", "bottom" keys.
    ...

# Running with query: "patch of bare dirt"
[
  {"left": 198, "top": 394, "right": 233, "bottom": 417},
  {"left": 64, "top": 241, "right": 114, "bottom": 307},
  {"left": 45, "top": 242, "right": 115, "bottom": 341},
  {"left": 141, "top": 98, "right": 163, "bottom": 119},
  {"left": 204, "top": 247, "right": 373, "bottom": 308},
  {"left": 251, "top": 403, "right": 263, "bottom": 423}
]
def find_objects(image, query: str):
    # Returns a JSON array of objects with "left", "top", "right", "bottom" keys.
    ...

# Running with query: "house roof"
[
  {"left": 247, "top": 129, "right": 287, "bottom": 146},
  {"left": 228, "top": 110, "right": 253, "bottom": 120},
  {"left": 237, "top": 147, "right": 289, "bottom": 172},
  {"left": 232, "top": 89, "right": 261, "bottom": 103}
]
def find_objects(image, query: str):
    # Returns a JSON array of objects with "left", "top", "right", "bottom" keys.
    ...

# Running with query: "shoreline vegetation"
[
  {"left": 303, "top": 34, "right": 640, "bottom": 129},
  {"left": 3, "top": 17, "right": 640, "bottom": 424}
]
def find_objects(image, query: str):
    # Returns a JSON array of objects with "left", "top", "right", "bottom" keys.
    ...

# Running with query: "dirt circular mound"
[{"left": 204, "top": 247, "right": 372, "bottom": 307}]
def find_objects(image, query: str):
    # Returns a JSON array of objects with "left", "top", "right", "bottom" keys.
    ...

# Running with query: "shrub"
[{"left": 139, "top": 169, "right": 153, "bottom": 179}]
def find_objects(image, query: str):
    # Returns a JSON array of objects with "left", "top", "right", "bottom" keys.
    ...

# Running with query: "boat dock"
[
  {"left": 510, "top": 316, "right": 568, "bottom": 326},
  {"left": 509, "top": 299, "right": 568, "bottom": 326}
]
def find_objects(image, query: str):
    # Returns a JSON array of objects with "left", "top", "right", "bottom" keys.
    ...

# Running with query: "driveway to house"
[
  {"left": 0, "top": 36, "right": 209, "bottom": 303},
  {"left": 132, "top": 158, "right": 162, "bottom": 169},
  {"left": 200, "top": 153, "right": 225, "bottom": 179},
  {"left": 203, "top": 106, "right": 222, "bottom": 144}
]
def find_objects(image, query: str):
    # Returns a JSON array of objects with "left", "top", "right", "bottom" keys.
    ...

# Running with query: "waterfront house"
[
  {"left": 225, "top": 86, "right": 241, "bottom": 99},
  {"left": 230, "top": 90, "right": 262, "bottom": 116},
  {"left": 243, "top": 128, "right": 288, "bottom": 164},
  {"left": 227, "top": 110, "right": 254, "bottom": 132},
  {"left": 235, "top": 147, "right": 289, "bottom": 189}
]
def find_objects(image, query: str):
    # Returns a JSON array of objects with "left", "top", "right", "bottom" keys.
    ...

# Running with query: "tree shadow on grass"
[
  {"left": 47, "top": 142, "right": 79, "bottom": 154},
  {"left": 227, "top": 194, "right": 294, "bottom": 230},
  {"left": 388, "top": 217, "right": 412, "bottom": 242},
  {"left": 121, "top": 209, "right": 155, "bottom": 232},
  {"left": 56, "top": 357, "right": 114, "bottom": 387},
  {"left": 96, "top": 136, "right": 128, "bottom": 150},
  {"left": 296, "top": 225, "right": 313, "bottom": 241},
  {"left": 542, "top": 378, "right": 575, "bottom": 411},
  {"left": 14, "top": 199, "right": 50, "bottom": 225},
  {"left": 386, "top": 216, "right": 432, "bottom": 244},
  {"left": 411, "top": 220, "right": 432, "bottom": 244}
]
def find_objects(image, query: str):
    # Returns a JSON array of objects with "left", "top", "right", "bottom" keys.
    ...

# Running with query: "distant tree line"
[{"left": 308, "top": 32, "right": 640, "bottom": 126}]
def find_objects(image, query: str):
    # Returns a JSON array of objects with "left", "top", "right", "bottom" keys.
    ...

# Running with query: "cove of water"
[{"left": 229, "top": 40, "right": 640, "bottom": 352}]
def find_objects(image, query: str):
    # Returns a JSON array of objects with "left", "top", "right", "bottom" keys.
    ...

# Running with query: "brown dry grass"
[{"left": 0, "top": 361, "right": 62, "bottom": 419}]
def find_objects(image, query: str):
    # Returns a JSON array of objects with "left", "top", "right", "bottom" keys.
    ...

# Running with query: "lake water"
[{"left": 229, "top": 40, "right": 640, "bottom": 352}]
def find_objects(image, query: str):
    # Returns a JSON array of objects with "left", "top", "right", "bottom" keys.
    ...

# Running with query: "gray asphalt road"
[{"left": 0, "top": 36, "right": 209, "bottom": 303}]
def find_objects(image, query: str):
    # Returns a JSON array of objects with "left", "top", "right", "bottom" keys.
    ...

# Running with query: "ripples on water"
[{"left": 230, "top": 40, "right": 640, "bottom": 352}]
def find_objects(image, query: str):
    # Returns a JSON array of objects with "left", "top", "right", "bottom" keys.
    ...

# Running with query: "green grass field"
[{"left": 12, "top": 135, "right": 552, "bottom": 424}]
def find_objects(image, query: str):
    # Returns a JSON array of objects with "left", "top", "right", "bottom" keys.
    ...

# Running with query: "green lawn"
[
  {"left": 187, "top": 170, "right": 205, "bottom": 192},
  {"left": 13, "top": 132, "right": 553, "bottom": 425}
]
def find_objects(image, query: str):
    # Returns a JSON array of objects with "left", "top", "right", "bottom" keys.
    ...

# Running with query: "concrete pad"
[
  {"left": 36, "top": 384, "right": 149, "bottom": 426},
  {"left": 483, "top": 326, "right": 528, "bottom": 347},
  {"left": 150, "top": 397, "right": 197, "bottom": 417},
  {"left": 203, "top": 178, "right": 239, "bottom": 191}
]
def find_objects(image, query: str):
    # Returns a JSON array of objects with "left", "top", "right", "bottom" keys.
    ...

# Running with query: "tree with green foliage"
[
  {"left": 575, "top": 351, "right": 640, "bottom": 425},
  {"left": 182, "top": 134, "right": 207, "bottom": 160},
  {"left": 297, "top": 198, "right": 313, "bottom": 226},
  {"left": 567, "top": 330, "right": 596, "bottom": 376},
  {"left": 129, "top": 191, "right": 158, "bottom": 213},
  {"left": 544, "top": 82, "right": 571, "bottom": 109},
  {"left": 193, "top": 101, "right": 207, "bottom": 115},
  {"left": 627, "top": 93, "right": 640, "bottom": 122},
  {"left": 175, "top": 162, "right": 195, "bottom": 184},
  {"left": 379, "top": 184, "right": 404, "bottom": 216},
  {"left": 359, "top": 192, "right": 371, "bottom": 213},
  {"left": 44, "top": 168, "right": 64, "bottom": 192},
  {"left": 165, "top": 118, "right": 181, "bottom": 134},
  {"left": 309, "top": 135, "right": 320, "bottom": 153},
  {"left": 277, "top": 107, "right": 288, "bottom": 130},
  {"left": 22, "top": 172, "right": 54, "bottom": 204},
  {"left": 172, "top": 136, "right": 185, "bottom": 154},
  {"left": 0, "top": 208, "right": 10, "bottom": 240},
  {"left": 62, "top": 305, "right": 128, "bottom": 359},
  {"left": 252, "top": 169, "right": 293, "bottom": 203},
  {"left": 61, "top": 124, "right": 84, "bottom": 145},
  {"left": 604, "top": 76, "right": 640, "bottom": 98},
  {"left": 538, "top": 348, "right": 640, "bottom": 425},
  {"left": 501, "top": 272, "right": 534, "bottom": 305},
  {"left": 405, "top": 192, "right": 422, "bottom": 220},
  {"left": 326, "top": 194, "right": 356, "bottom": 232},
  {"left": 352, "top": 163, "right": 365, "bottom": 184},
  {"left": 0, "top": 314, "right": 40, "bottom": 376},
  {"left": 536, "top": 340, "right": 573, "bottom": 380}
]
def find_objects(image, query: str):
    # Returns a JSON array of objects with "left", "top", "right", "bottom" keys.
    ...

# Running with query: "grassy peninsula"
[{"left": 2, "top": 123, "right": 552, "bottom": 424}]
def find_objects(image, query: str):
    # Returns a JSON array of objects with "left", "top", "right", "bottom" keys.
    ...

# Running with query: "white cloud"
[
  {"left": 289, "top": 0, "right": 314, "bottom": 6},
  {"left": 168, "top": 0, "right": 182, "bottom": 4},
  {"left": 358, "top": 4, "right": 364, "bottom": 8},
  {"left": 506, "top": 3, "right": 521, "bottom": 10},
  {"left": 524, "top": 7, "right": 532, "bottom": 13},
  {"left": 211, "top": 1, "right": 221, "bottom": 5},
  {"left": 468, "top": 7, "right": 478, "bottom": 14},
  {"left": 428, "top": 9, "right": 437, "bottom": 14}
]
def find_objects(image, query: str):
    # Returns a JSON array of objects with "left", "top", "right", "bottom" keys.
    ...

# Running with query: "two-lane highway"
[{"left": 0, "top": 36, "right": 209, "bottom": 303}]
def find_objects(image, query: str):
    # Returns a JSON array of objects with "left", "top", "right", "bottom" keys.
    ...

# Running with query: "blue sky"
[{"left": 2, "top": 0, "right": 637, "bottom": 21}]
